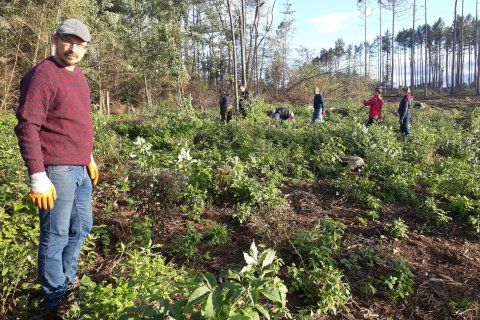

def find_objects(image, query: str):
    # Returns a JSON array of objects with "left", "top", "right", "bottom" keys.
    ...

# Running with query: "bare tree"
[
  {"left": 451, "top": 0, "right": 458, "bottom": 93},
  {"left": 476, "top": 0, "right": 480, "bottom": 94},
  {"left": 227, "top": 0, "right": 239, "bottom": 109},
  {"left": 240, "top": 0, "right": 247, "bottom": 86},
  {"left": 385, "top": 0, "right": 409, "bottom": 90},
  {"left": 357, "top": 0, "right": 370, "bottom": 77},
  {"left": 425, "top": 0, "right": 428, "bottom": 96},
  {"left": 410, "top": 0, "right": 416, "bottom": 90}
]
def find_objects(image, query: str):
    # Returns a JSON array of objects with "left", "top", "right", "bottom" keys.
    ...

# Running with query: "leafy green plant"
[
  {"left": 288, "top": 264, "right": 350, "bottom": 315},
  {"left": 172, "top": 241, "right": 291, "bottom": 319},
  {"left": 232, "top": 202, "right": 253, "bottom": 223},
  {"left": 421, "top": 197, "right": 452, "bottom": 225},
  {"left": 204, "top": 222, "right": 230, "bottom": 246},
  {"left": 76, "top": 242, "right": 182, "bottom": 320},
  {"left": 355, "top": 216, "right": 368, "bottom": 226},
  {"left": 382, "top": 257, "right": 414, "bottom": 300},
  {"left": 292, "top": 217, "right": 345, "bottom": 268},
  {"left": 172, "top": 222, "right": 203, "bottom": 263},
  {"left": 386, "top": 218, "right": 409, "bottom": 239},
  {"left": 366, "top": 195, "right": 382, "bottom": 210},
  {"left": 133, "top": 216, "right": 153, "bottom": 246},
  {"left": 366, "top": 210, "right": 379, "bottom": 220},
  {"left": 468, "top": 211, "right": 480, "bottom": 234}
]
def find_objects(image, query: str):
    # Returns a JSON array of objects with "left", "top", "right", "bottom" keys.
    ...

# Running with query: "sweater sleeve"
[
  {"left": 14, "top": 69, "right": 54, "bottom": 174},
  {"left": 363, "top": 97, "right": 373, "bottom": 106}
]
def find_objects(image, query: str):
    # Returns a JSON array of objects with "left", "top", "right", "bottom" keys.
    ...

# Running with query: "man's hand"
[
  {"left": 29, "top": 172, "right": 57, "bottom": 210},
  {"left": 87, "top": 159, "right": 99, "bottom": 186}
]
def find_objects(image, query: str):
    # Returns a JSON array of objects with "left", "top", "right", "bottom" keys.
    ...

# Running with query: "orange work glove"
[
  {"left": 29, "top": 172, "right": 57, "bottom": 210},
  {"left": 87, "top": 156, "right": 99, "bottom": 186}
]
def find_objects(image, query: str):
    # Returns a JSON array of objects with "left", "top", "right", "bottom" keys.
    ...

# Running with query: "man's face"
[
  {"left": 315, "top": 88, "right": 320, "bottom": 94},
  {"left": 53, "top": 34, "right": 88, "bottom": 67}
]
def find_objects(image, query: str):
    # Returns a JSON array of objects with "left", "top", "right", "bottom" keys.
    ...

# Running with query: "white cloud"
[{"left": 309, "top": 9, "right": 374, "bottom": 33}]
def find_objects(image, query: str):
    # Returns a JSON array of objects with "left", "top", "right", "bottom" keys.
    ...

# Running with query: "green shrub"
[
  {"left": 288, "top": 265, "right": 350, "bottom": 315},
  {"left": 204, "top": 222, "right": 230, "bottom": 246},
  {"left": 386, "top": 218, "right": 409, "bottom": 239},
  {"left": 382, "top": 257, "right": 414, "bottom": 300},
  {"left": 292, "top": 217, "right": 345, "bottom": 268}
]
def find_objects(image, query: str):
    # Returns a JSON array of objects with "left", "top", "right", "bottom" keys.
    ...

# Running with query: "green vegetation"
[{"left": 1, "top": 98, "right": 479, "bottom": 318}]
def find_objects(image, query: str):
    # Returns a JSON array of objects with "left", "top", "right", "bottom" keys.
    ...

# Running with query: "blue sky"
[{"left": 278, "top": 0, "right": 477, "bottom": 55}]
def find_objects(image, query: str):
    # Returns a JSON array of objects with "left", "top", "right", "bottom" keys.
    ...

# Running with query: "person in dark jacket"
[
  {"left": 267, "top": 107, "right": 295, "bottom": 121},
  {"left": 312, "top": 87, "right": 325, "bottom": 123},
  {"left": 362, "top": 87, "right": 384, "bottom": 127},
  {"left": 398, "top": 87, "right": 413, "bottom": 135},
  {"left": 219, "top": 91, "right": 233, "bottom": 123},
  {"left": 238, "top": 85, "right": 250, "bottom": 118}
]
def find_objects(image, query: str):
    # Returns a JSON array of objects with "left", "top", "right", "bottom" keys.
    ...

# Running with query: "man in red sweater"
[
  {"left": 14, "top": 18, "right": 98, "bottom": 319},
  {"left": 362, "top": 87, "right": 384, "bottom": 127}
]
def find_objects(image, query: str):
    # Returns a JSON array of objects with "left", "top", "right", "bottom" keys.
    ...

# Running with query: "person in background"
[
  {"left": 219, "top": 91, "right": 233, "bottom": 123},
  {"left": 312, "top": 87, "right": 325, "bottom": 123},
  {"left": 398, "top": 87, "right": 413, "bottom": 135},
  {"left": 267, "top": 107, "right": 295, "bottom": 121},
  {"left": 14, "top": 18, "right": 98, "bottom": 319},
  {"left": 238, "top": 84, "right": 250, "bottom": 118},
  {"left": 362, "top": 87, "right": 384, "bottom": 127}
]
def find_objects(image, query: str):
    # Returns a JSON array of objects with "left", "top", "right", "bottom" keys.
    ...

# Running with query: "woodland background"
[{"left": 2, "top": 0, "right": 480, "bottom": 113}]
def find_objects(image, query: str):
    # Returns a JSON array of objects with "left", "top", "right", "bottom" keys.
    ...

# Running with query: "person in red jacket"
[
  {"left": 14, "top": 19, "right": 97, "bottom": 319},
  {"left": 362, "top": 87, "right": 384, "bottom": 127}
]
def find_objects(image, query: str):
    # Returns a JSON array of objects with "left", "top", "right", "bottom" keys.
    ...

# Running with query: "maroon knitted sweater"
[{"left": 15, "top": 56, "right": 93, "bottom": 175}]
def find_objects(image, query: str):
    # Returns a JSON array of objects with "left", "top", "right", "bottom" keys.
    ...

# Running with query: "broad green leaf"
[
  {"left": 243, "top": 252, "right": 257, "bottom": 265},
  {"left": 223, "top": 282, "right": 243, "bottom": 302},
  {"left": 255, "top": 304, "right": 271, "bottom": 319},
  {"left": 261, "top": 287, "right": 282, "bottom": 303},
  {"left": 229, "top": 316, "right": 250, "bottom": 320},
  {"left": 261, "top": 250, "right": 275, "bottom": 268},
  {"left": 168, "top": 303, "right": 183, "bottom": 319},
  {"left": 186, "top": 286, "right": 210, "bottom": 309},
  {"left": 248, "top": 288, "right": 260, "bottom": 304},
  {"left": 204, "top": 293, "right": 215, "bottom": 318},
  {"left": 224, "top": 270, "right": 241, "bottom": 281},
  {"left": 212, "top": 287, "right": 225, "bottom": 314},
  {"left": 249, "top": 241, "right": 258, "bottom": 260},
  {"left": 203, "top": 272, "right": 217, "bottom": 289},
  {"left": 241, "top": 308, "right": 260, "bottom": 320}
]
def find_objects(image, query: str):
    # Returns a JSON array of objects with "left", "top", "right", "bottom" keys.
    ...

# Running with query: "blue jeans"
[
  {"left": 400, "top": 113, "right": 411, "bottom": 135},
  {"left": 39, "top": 165, "right": 93, "bottom": 310},
  {"left": 311, "top": 108, "right": 323, "bottom": 122}
]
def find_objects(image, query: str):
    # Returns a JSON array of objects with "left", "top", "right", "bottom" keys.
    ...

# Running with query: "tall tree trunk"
[
  {"left": 379, "top": 1, "right": 383, "bottom": 84},
  {"left": 476, "top": 0, "right": 480, "bottom": 94},
  {"left": 451, "top": 0, "right": 458, "bottom": 93},
  {"left": 410, "top": 0, "right": 416, "bottom": 90},
  {"left": 446, "top": 42, "right": 450, "bottom": 88},
  {"left": 364, "top": 1, "right": 368, "bottom": 77},
  {"left": 404, "top": 47, "right": 407, "bottom": 87},
  {"left": 227, "top": 0, "right": 239, "bottom": 109},
  {"left": 391, "top": 0, "right": 396, "bottom": 91},
  {"left": 240, "top": 0, "right": 247, "bottom": 86},
  {"left": 424, "top": 0, "right": 428, "bottom": 95},
  {"left": 458, "top": 0, "right": 465, "bottom": 88}
]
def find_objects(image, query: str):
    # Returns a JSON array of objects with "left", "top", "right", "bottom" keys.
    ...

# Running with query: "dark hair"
[{"left": 375, "top": 87, "right": 382, "bottom": 94}]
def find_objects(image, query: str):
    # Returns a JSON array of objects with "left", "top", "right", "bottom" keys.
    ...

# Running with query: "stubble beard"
[{"left": 57, "top": 50, "right": 82, "bottom": 67}]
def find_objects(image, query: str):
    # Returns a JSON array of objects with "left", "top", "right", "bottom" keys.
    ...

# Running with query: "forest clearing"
[
  {"left": 2, "top": 96, "right": 479, "bottom": 319},
  {"left": 2, "top": 1, "right": 480, "bottom": 319}
]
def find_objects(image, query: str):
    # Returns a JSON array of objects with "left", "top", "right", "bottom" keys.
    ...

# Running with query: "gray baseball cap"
[{"left": 56, "top": 19, "right": 91, "bottom": 42}]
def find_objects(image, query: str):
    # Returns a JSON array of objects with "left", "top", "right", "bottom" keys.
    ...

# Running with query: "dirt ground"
[{"left": 91, "top": 175, "right": 480, "bottom": 320}]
